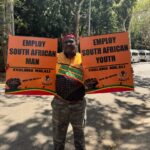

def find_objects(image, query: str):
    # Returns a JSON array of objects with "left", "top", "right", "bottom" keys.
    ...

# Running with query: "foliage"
[
  {"left": 113, "top": 0, "right": 137, "bottom": 31},
  {"left": 15, "top": 0, "right": 85, "bottom": 38},
  {"left": 2, "top": 0, "right": 149, "bottom": 71},
  {"left": 129, "top": 0, "right": 150, "bottom": 50},
  {"left": 2, "top": 0, "right": 143, "bottom": 51},
  {"left": 89, "top": 0, "right": 118, "bottom": 35},
  {"left": 14, "top": 0, "right": 137, "bottom": 37}
]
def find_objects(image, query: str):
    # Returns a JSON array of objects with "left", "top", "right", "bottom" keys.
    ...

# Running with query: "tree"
[
  {"left": 129, "top": 0, "right": 150, "bottom": 50},
  {"left": 15, "top": 0, "right": 85, "bottom": 39},
  {"left": 14, "top": 0, "right": 137, "bottom": 38},
  {"left": 0, "top": 0, "right": 5, "bottom": 72},
  {"left": 0, "top": 0, "right": 15, "bottom": 71},
  {"left": 74, "top": 0, "right": 85, "bottom": 43},
  {"left": 113, "top": 0, "right": 137, "bottom": 31},
  {"left": 90, "top": 0, "right": 118, "bottom": 35}
]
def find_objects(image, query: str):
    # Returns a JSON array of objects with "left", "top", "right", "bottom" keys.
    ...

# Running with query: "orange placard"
[
  {"left": 80, "top": 32, "right": 134, "bottom": 94},
  {"left": 5, "top": 35, "right": 57, "bottom": 95}
]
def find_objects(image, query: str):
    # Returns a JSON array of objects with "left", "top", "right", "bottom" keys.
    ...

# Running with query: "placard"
[
  {"left": 80, "top": 32, "right": 134, "bottom": 93},
  {"left": 5, "top": 35, "right": 57, "bottom": 95}
]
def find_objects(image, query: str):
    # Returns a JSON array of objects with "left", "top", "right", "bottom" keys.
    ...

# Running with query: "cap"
[{"left": 62, "top": 34, "right": 75, "bottom": 43}]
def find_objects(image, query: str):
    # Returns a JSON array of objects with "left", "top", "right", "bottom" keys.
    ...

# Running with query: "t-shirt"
[{"left": 56, "top": 52, "right": 85, "bottom": 101}]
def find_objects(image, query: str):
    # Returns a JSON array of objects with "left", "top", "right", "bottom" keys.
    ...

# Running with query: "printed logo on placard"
[{"left": 118, "top": 70, "right": 129, "bottom": 81}]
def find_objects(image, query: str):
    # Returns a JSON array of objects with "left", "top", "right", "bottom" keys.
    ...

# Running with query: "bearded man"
[{"left": 51, "top": 34, "right": 86, "bottom": 150}]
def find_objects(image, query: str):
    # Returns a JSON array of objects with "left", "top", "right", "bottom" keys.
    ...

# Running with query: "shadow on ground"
[
  {"left": 113, "top": 75, "right": 150, "bottom": 101},
  {"left": 0, "top": 96, "right": 53, "bottom": 150},
  {"left": 0, "top": 75, "right": 150, "bottom": 150},
  {"left": 84, "top": 75, "right": 150, "bottom": 150}
]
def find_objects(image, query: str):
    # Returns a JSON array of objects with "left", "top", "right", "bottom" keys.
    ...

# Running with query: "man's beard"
[
  {"left": 64, "top": 50, "right": 76, "bottom": 58},
  {"left": 64, "top": 45, "right": 76, "bottom": 58}
]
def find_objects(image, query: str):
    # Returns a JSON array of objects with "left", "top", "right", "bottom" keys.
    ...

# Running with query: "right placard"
[{"left": 80, "top": 32, "right": 134, "bottom": 94}]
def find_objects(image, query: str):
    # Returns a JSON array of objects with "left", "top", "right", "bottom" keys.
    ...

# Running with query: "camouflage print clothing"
[{"left": 51, "top": 97, "right": 86, "bottom": 150}]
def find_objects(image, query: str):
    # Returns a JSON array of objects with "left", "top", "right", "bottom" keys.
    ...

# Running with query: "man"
[{"left": 51, "top": 34, "right": 86, "bottom": 150}]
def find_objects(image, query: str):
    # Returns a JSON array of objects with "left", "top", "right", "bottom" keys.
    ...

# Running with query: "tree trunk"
[
  {"left": 6, "top": 0, "right": 15, "bottom": 35},
  {"left": 0, "top": 0, "right": 6, "bottom": 72},
  {"left": 75, "top": 0, "right": 85, "bottom": 45},
  {"left": 122, "top": 18, "right": 127, "bottom": 32},
  {"left": 0, "top": 0, "right": 15, "bottom": 71}
]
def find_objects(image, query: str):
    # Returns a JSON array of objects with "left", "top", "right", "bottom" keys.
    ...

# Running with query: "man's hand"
[{"left": 84, "top": 78, "right": 99, "bottom": 90}]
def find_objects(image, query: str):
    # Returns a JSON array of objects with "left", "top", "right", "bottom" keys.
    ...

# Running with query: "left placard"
[{"left": 5, "top": 35, "right": 57, "bottom": 95}]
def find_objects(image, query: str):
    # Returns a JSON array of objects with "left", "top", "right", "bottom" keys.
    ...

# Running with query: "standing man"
[{"left": 51, "top": 34, "right": 86, "bottom": 150}]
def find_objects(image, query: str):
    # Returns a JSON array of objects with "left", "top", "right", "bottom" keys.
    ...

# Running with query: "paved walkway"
[
  {"left": 0, "top": 83, "right": 150, "bottom": 150},
  {"left": 0, "top": 63, "right": 150, "bottom": 150}
]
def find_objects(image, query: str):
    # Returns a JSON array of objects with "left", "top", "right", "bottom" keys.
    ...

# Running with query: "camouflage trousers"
[{"left": 51, "top": 97, "right": 86, "bottom": 150}]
